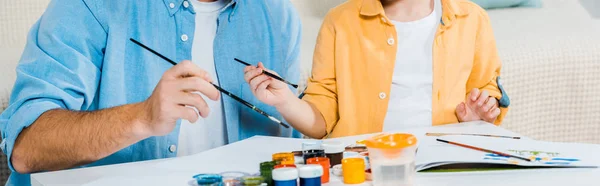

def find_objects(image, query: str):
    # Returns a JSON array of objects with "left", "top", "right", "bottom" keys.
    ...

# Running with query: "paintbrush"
[
  {"left": 234, "top": 58, "right": 299, "bottom": 89},
  {"left": 426, "top": 133, "right": 521, "bottom": 139},
  {"left": 130, "top": 38, "right": 290, "bottom": 128},
  {"left": 436, "top": 138, "right": 531, "bottom": 162}
]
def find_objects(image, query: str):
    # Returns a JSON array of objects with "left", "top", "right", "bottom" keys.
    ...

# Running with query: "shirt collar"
[
  {"left": 164, "top": 0, "right": 238, "bottom": 16},
  {"left": 360, "top": 0, "right": 471, "bottom": 26}
]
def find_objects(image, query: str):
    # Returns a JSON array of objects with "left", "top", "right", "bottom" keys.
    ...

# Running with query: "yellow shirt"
[{"left": 303, "top": 0, "right": 508, "bottom": 138}]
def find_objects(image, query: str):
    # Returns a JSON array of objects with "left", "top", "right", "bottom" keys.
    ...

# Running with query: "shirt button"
[
  {"left": 169, "top": 145, "right": 177, "bottom": 153},
  {"left": 381, "top": 17, "right": 387, "bottom": 23},
  {"left": 181, "top": 34, "right": 189, "bottom": 42},
  {"left": 387, "top": 38, "right": 395, "bottom": 46},
  {"left": 183, "top": 1, "right": 189, "bottom": 8},
  {"left": 169, "top": 2, "right": 175, "bottom": 9},
  {"left": 379, "top": 92, "right": 387, "bottom": 99}
]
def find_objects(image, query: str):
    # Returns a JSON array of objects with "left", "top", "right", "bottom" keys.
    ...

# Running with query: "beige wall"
[{"left": 0, "top": 0, "right": 51, "bottom": 101}]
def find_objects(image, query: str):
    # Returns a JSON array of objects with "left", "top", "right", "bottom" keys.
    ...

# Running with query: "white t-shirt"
[
  {"left": 177, "top": 0, "right": 230, "bottom": 157},
  {"left": 383, "top": 0, "right": 442, "bottom": 131}
]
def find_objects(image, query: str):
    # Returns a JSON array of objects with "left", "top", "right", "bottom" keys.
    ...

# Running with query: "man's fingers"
[
  {"left": 470, "top": 88, "right": 480, "bottom": 101},
  {"left": 177, "top": 92, "right": 210, "bottom": 118},
  {"left": 178, "top": 105, "right": 200, "bottom": 123},
  {"left": 476, "top": 90, "right": 489, "bottom": 106},
  {"left": 177, "top": 77, "right": 220, "bottom": 101},
  {"left": 165, "top": 60, "right": 212, "bottom": 82}
]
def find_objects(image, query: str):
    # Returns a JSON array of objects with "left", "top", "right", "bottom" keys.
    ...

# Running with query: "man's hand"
[
  {"left": 456, "top": 88, "right": 500, "bottom": 123},
  {"left": 138, "top": 60, "right": 220, "bottom": 136}
]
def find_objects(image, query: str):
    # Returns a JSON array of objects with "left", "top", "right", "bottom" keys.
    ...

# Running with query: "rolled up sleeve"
[
  {"left": 302, "top": 14, "right": 339, "bottom": 135},
  {"left": 0, "top": 0, "right": 106, "bottom": 172},
  {"left": 468, "top": 9, "right": 509, "bottom": 125}
]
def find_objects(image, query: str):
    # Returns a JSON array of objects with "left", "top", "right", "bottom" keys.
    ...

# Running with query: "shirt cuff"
[{"left": 1, "top": 99, "right": 64, "bottom": 172}]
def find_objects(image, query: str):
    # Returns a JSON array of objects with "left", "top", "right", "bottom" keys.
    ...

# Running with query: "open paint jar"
[
  {"left": 192, "top": 174, "right": 223, "bottom": 186},
  {"left": 322, "top": 141, "right": 344, "bottom": 167},
  {"left": 302, "top": 149, "right": 325, "bottom": 164},
  {"left": 273, "top": 152, "right": 296, "bottom": 165},
  {"left": 363, "top": 133, "right": 417, "bottom": 186}
]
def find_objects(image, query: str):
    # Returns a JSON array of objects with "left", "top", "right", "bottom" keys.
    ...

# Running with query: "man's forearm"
[{"left": 11, "top": 102, "right": 150, "bottom": 173}]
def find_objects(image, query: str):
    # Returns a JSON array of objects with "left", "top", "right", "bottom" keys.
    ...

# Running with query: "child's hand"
[
  {"left": 243, "top": 62, "right": 296, "bottom": 108},
  {"left": 455, "top": 88, "right": 501, "bottom": 123}
]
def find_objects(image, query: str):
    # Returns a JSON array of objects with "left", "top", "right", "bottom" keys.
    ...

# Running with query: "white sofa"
[{"left": 1, "top": 0, "right": 599, "bottom": 143}]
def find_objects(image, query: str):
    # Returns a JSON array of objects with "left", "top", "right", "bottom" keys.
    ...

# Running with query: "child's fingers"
[
  {"left": 481, "top": 97, "right": 497, "bottom": 113},
  {"left": 455, "top": 102, "right": 468, "bottom": 122},
  {"left": 476, "top": 90, "right": 489, "bottom": 106},
  {"left": 470, "top": 88, "right": 480, "bottom": 101},
  {"left": 487, "top": 108, "right": 501, "bottom": 122}
]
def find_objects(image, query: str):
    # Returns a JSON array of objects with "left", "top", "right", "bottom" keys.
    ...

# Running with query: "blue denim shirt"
[{"left": 0, "top": 0, "right": 302, "bottom": 185}]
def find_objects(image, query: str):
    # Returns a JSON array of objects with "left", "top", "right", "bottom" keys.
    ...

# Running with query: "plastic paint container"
[
  {"left": 302, "top": 149, "right": 325, "bottom": 164},
  {"left": 220, "top": 171, "right": 248, "bottom": 186},
  {"left": 274, "top": 164, "right": 297, "bottom": 169},
  {"left": 272, "top": 167, "right": 299, "bottom": 186},
  {"left": 192, "top": 174, "right": 223, "bottom": 186},
  {"left": 260, "top": 161, "right": 277, "bottom": 186},
  {"left": 242, "top": 176, "right": 265, "bottom": 186},
  {"left": 342, "top": 157, "right": 366, "bottom": 184},
  {"left": 273, "top": 152, "right": 296, "bottom": 165},
  {"left": 322, "top": 141, "right": 345, "bottom": 167},
  {"left": 363, "top": 133, "right": 417, "bottom": 186},
  {"left": 306, "top": 157, "right": 330, "bottom": 183},
  {"left": 302, "top": 140, "right": 322, "bottom": 151},
  {"left": 298, "top": 164, "right": 323, "bottom": 186}
]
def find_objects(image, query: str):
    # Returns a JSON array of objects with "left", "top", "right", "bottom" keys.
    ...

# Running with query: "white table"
[{"left": 31, "top": 122, "right": 600, "bottom": 186}]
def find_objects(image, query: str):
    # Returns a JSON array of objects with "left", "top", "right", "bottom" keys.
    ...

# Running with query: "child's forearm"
[{"left": 275, "top": 95, "right": 327, "bottom": 139}]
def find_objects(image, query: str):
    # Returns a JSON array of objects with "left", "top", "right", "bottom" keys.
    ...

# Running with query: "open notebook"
[{"left": 415, "top": 135, "right": 600, "bottom": 172}]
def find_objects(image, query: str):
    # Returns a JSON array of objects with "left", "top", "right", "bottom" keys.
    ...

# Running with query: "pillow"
[{"left": 470, "top": 0, "right": 543, "bottom": 9}]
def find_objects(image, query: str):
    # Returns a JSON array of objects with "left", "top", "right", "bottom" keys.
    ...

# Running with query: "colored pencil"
[
  {"left": 436, "top": 138, "right": 531, "bottom": 162},
  {"left": 426, "top": 133, "right": 521, "bottom": 139},
  {"left": 234, "top": 58, "right": 299, "bottom": 89},
  {"left": 130, "top": 38, "right": 290, "bottom": 128}
]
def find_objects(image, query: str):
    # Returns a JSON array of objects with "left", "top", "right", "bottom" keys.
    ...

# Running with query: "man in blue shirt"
[{"left": 0, "top": 0, "right": 302, "bottom": 185}]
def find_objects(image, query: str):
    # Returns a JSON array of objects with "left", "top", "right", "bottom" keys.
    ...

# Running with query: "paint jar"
[
  {"left": 302, "top": 149, "right": 325, "bottom": 164},
  {"left": 242, "top": 176, "right": 265, "bottom": 186},
  {"left": 272, "top": 167, "right": 299, "bottom": 186},
  {"left": 322, "top": 141, "right": 345, "bottom": 167},
  {"left": 343, "top": 152, "right": 370, "bottom": 170},
  {"left": 341, "top": 157, "right": 366, "bottom": 184},
  {"left": 220, "top": 171, "right": 248, "bottom": 186},
  {"left": 192, "top": 174, "right": 223, "bottom": 186},
  {"left": 363, "top": 133, "right": 417, "bottom": 186},
  {"left": 275, "top": 164, "right": 297, "bottom": 169},
  {"left": 298, "top": 164, "right": 323, "bottom": 186},
  {"left": 273, "top": 152, "right": 296, "bottom": 165},
  {"left": 260, "top": 161, "right": 277, "bottom": 186},
  {"left": 302, "top": 140, "right": 322, "bottom": 151},
  {"left": 306, "top": 157, "right": 330, "bottom": 183}
]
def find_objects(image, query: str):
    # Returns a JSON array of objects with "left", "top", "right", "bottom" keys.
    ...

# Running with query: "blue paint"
[
  {"left": 551, "top": 158, "right": 580, "bottom": 162},
  {"left": 275, "top": 179, "right": 298, "bottom": 186},
  {"left": 300, "top": 177, "right": 321, "bottom": 186},
  {"left": 544, "top": 162, "right": 571, "bottom": 165}
]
